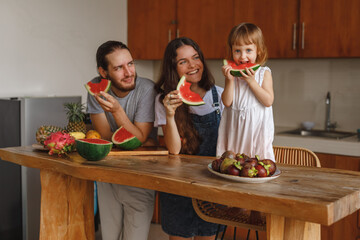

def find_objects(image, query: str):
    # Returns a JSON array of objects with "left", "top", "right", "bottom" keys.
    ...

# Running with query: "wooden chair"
[{"left": 192, "top": 146, "right": 321, "bottom": 240}]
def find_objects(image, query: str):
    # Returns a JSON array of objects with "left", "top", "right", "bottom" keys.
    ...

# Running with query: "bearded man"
[{"left": 86, "top": 41, "right": 156, "bottom": 240}]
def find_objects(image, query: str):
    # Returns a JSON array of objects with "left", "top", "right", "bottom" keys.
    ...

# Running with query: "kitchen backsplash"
[{"left": 146, "top": 58, "right": 360, "bottom": 133}]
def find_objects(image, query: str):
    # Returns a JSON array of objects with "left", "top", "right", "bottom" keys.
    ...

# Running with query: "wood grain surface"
[
  {"left": 1, "top": 146, "right": 360, "bottom": 226},
  {"left": 108, "top": 146, "right": 168, "bottom": 156}
]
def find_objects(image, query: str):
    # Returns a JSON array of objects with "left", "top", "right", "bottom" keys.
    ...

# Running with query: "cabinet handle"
[
  {"left": 292, "top": 23, "right": 297, "bottom": 50},
  {"left": 176, "top": 29, "right": 179, "bottom": 38},
  {"left": 301, "top": 22, "right": 305, "bottom": 50},
  {"left": 168, "top": 29, "right": 171, "bottom": 42}
]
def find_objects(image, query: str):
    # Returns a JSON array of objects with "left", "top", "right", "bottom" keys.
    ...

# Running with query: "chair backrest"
[{"left": 273, "top": 146, "right": 321, "bottom": 167}]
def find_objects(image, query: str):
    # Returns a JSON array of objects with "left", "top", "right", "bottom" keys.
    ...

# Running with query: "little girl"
[{"left": 216, "top": 22, "right": 275, "bottom": 161}]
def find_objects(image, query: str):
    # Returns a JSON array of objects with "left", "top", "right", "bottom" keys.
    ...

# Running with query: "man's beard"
[{"left": 107, "top": 72, "right": 137, "bottom": 92}]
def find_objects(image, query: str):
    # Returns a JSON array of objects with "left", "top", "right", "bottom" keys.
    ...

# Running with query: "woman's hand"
[
  {"left": 94, "top": 91, "right": 121, "bottom": 113},
  {"left": 163, "top": 90, "right": 183, "bottom": 117}
]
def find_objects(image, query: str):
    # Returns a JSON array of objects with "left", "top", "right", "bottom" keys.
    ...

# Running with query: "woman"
[{"left": 154, "top": 37, "right": 224, "bottom": 240}]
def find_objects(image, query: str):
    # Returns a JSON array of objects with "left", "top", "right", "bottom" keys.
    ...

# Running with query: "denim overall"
[{"left": 160, "top": 86, "right": 222, "bottom": 238}]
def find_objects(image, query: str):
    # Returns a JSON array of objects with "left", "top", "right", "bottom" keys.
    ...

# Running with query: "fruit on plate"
[
  {"left": 235, "top": 153, "right": 249, "bottom": 165},
  {"left": 255, "top": 164, "right": 268, "bottom": 177},
  {"left": 239, "top": 166, "right": 258, "bottom": 177},
  {"left": 44, "top": 131, "right": 75, "bottom": 156},
  {"left": 85, "top": 78, "right": 111, "bottom": 96},
  {"left": 76, "top": 138, "right": 113, "bottom": 161},
  {"left": 223, "top": 59, "right": 260, "bottom": 77},
  {"left": 227, "top": 161, "right": 243, "bottom": 176},
  {"left": 36, "top": 125, "right": 63, "bottom": 145},
  {"left": 211, "top": 157, "right": 224, "bottom": 172},
  {"left": 69, "top": 132, "right": 86, "bottom": 140},
  {"left": 176, "top": 76, "right": 205, "bottom": 106},
  {"left": 112, "top": 126, "right": 142, "bottom": 150},
  {"left": 211, "top": 150, "right": 277, "bottom": 178},
  {"left": 220, "top": 150, "right": 236, "bottom": 160},
  {"left": 64, "top": 102, "right": 87, "bottom": 133},
  {"left": 220, "top": 158, "right": 237, "bottom": 173},
  {"left": 85, "top": 130, "right": 101, "bottom": 139},
  {"left": 258, "top": 159, "right": 276, "bottom": 175}
]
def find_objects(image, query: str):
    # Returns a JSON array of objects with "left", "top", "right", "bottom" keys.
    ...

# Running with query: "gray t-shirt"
[{"left": 86, "top": 76, "right": 157, "bottom": 139}]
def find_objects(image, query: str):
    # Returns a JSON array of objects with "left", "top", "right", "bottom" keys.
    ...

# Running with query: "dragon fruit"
[{"left": 44, "top": 131, "right": 76, "bottom": 156}]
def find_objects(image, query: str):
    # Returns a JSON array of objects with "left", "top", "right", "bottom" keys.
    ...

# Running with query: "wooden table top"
[{"left": 1, "top": 146, "right": 360, "bottom": 226}]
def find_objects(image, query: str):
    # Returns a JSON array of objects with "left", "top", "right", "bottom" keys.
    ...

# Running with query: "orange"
[{"left": 85, "top": 130, "right": 101, "bottom": 139}]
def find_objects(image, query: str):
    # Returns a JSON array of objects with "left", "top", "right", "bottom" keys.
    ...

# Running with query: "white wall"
[{"left": 0, "top": 0, "right": 132, "bottom": 103}]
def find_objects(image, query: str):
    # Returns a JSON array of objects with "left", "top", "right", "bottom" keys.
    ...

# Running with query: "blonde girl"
[{"left": 216, "top": 23, "right": 275, "bottom": 161}]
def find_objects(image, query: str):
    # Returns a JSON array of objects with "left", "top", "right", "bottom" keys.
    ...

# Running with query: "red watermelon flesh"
[
  {"left": 223, "top": 59, "right": 260, "bottom": 77},
  {"left": 80, "top": 138, "right": 111, "bottom": 144},
  {"left": 85, "top": 79, "right": 111, "bottom": 96},
  {"left": 176, "top": 76, "right": 205, "bottom": 106},
  {"left": 112, "top": 126, "right": 142, "bottom": 150}
]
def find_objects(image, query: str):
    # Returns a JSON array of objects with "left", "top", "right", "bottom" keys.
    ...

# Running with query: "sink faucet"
[{"left": 325, "top": 92, "right": 337, "bottom": 131}]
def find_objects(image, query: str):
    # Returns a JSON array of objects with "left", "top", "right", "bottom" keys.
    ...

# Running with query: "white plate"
[{"left": 207, "top": 163, "right": 281, "bottom": 183}]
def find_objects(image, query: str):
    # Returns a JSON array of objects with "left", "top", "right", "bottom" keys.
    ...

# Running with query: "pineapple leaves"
[{"left": 64, "top": 102, "right": 86, "bottom": 123}]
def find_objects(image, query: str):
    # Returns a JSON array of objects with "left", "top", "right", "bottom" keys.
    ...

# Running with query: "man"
[{"left": 87, "top": 41, "right": 156, "bottom": 240}]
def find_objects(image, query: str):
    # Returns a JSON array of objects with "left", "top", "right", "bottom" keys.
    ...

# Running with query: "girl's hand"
[
  {"left": 239, "top": 67, "right": 256, "bottom": 84},
  {"left": 222, "top": 65, "right": 234, "bottom": 82},
  {"left": 95, "top": 91, "right": 121, "bottom": 113},
  {"left": 163, "top": 90, "right": 183, "bottom": 117}
]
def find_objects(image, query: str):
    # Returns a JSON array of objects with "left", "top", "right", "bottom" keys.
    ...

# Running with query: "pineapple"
[
  {"left": 64, "top": 102, "right": 87, "bottom": 133},
  {"left": 36, "top": 125, "right": 63, "bottom": 145}
]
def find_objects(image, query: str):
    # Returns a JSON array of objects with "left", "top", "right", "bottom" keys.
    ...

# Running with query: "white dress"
[{"left": 216, "top": 66, "right": 275, "bottom": 161}]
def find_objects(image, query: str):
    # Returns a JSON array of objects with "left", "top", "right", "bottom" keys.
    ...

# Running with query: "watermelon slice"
[
  {"left": 112, "top": 126, "right": 142, "bottom": 150},
  {"left": 76, "top": 138, "right": 113, "bottom": 161},
  {"left": 85, "top": 78, "right": 111, "bottom": 96},
  {"left": 223, "top": 59, "right": 260, "bottom": 77},
  {"left": 176, "top": 76, "right": 205, "bottom": 106}
]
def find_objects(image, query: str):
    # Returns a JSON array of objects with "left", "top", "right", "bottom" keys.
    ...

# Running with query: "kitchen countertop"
[{"left": 274, "top": 126, "right": 360, "bottom": 157}]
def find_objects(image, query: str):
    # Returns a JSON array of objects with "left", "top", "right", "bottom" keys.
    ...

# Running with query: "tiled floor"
[{"left": 95, "top": 223, "right": 168, "bottom": 240}]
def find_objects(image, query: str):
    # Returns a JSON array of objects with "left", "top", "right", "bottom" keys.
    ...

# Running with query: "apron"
[{"left": 160, "top": 86, "right": 222, "bottom": 238}]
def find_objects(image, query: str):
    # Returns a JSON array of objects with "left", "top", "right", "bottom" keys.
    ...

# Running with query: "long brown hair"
[
  {"left": 227, "top": 23, "right": 268, "bottom": 65},
  {"left": 154, "top": 37, "right": 215, "bottom": 154}
]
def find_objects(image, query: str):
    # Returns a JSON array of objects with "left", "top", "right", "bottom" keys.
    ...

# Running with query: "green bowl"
[{"left": 75, "top": 139, "right": 113, "bottom": 161}]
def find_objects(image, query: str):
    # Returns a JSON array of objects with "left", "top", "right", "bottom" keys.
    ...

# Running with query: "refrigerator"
[{"left": 0, "top": 96, "right": 82, "bottom": 240}]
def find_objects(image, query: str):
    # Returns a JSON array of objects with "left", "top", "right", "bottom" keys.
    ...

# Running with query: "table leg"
[
  {"left": 39, "top": 169, "right": 94, "bottom": 240},
  {"left": 267, "top": 214, "right": 320, "bottom": 240}
]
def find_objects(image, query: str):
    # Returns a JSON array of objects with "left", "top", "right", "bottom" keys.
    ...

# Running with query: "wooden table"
[{"left": 1, "top": 146, "right": 360, "bottom": 240}]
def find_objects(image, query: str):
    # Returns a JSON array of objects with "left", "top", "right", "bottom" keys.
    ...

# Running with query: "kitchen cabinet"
[
  {"left": 128, "top": 0, "right": 176, "bottom": 60},
  {"left": 128, "top": 0, "right": 233, "bottom": 60},
  {"left": 233, "top": 0, "right": 298, "bottom": 58},
  {"left": 316, "top": 152, "right": 360, "bottom": 240},
  {"left": 233, "top": 0, "right": 360, "bottom": 58}
]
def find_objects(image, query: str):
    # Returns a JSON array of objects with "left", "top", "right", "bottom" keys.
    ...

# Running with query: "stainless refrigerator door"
[{"left": 20, "top": 96, "right": 81, "bottom": 240}]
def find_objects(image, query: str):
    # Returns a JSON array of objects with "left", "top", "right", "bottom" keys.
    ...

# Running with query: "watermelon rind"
[
  {"left": 76, "top": 138, "right": 113, "bottom": 161},
  {"left": 112, "top": 127, "right": 142, "bottom": 150},
  {"left": 85, "top": 79, "right": 111, "bottom": 96},
  {"left": 223, "top": 59, "right": 260, "bottom": 77},
  {"left": 176, "top": 76, "right": 205, "bottom": 106}
]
